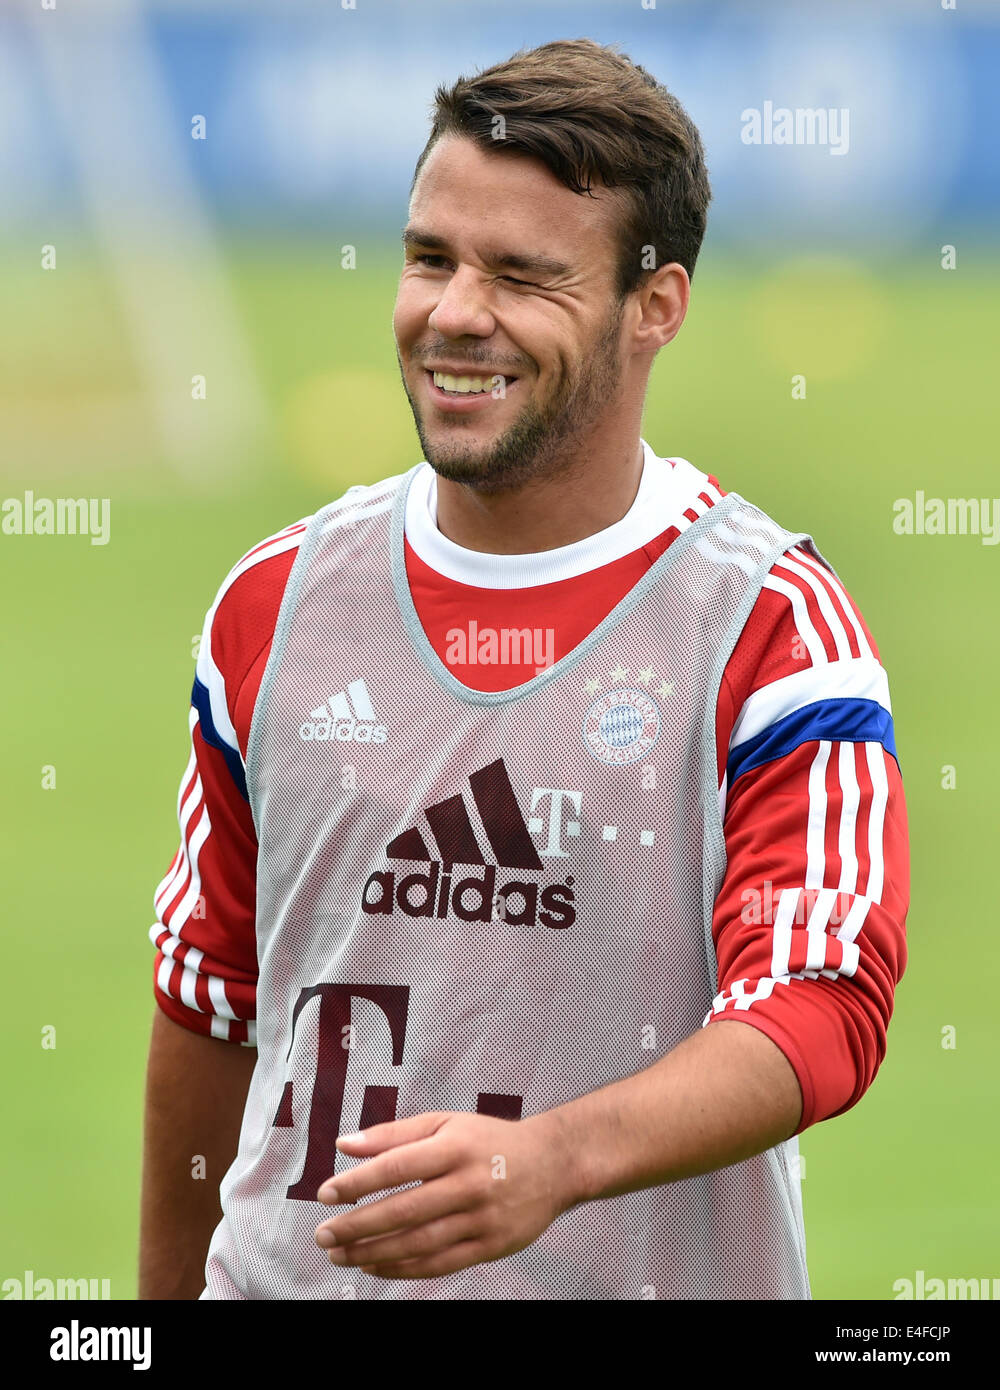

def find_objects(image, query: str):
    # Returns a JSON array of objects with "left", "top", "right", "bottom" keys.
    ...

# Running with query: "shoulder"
[
  {"left": 723, "top": 535, "right": 895, "bottom": 783},
  {"left": 204, "top": 517, "right": 313, "bottom": 679},
  {"left": 663, "top": 464, "right": 881, "bottom": 680},
  {"left": 205, "top": 472, "right": 407, "bottom": 646},
  {"left": 706, "top": 483, "right": 883, "bottom": 686},
  {"left": 190, "top": 517, "right": 312, "bottom": 761},
  {"left": 737, "top": 533, "right": 883, "bottom": 686},
  {"left": 200, "top": 472, "right": 411, "bottom": 691},
  {"left": 314, "top": 470, "right": 412, "bottom": 538}
]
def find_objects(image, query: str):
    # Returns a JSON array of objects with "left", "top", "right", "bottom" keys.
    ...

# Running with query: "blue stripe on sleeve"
[
  {"left": 727, "top": 697, "right": 898, "bottom": 786},
  {"left": 191, "top": 676, "right": 249, "bottom": 802}
]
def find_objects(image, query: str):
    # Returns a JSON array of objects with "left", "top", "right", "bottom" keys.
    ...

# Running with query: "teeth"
[{"left": 432, "top": 371, "right": 504, "bottom": 394}]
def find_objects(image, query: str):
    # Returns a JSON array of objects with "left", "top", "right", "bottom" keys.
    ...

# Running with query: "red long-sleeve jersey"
[{"left": 150, "top": 448, "right": 908, "bottom": 1135}]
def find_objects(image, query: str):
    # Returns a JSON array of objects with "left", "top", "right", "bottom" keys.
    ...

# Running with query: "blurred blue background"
[{"left": 3, "top": 0, "right": 998, "bottom": 245}]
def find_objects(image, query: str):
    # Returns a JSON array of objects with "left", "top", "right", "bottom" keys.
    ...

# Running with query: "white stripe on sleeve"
[
  {"left": 790, "top": 545, "right": 873, "bottom": 659},
  {"left": 805, "top": 740, "right": 831, "bottom": 890},
  {"left": 761, "top": 573, "right": 828, "bottom": 666},
  {"left": 864, "top": 742, "right": 889, "bottom": 903},
  {"left": 730, "top": 657, "right": 891, "bottom": 750},
  {"left": 773, "top": 552, "right": 853, "bottom": 661},
  {"left": 837, "top": 742, "right": 861, "bottom": 895}
]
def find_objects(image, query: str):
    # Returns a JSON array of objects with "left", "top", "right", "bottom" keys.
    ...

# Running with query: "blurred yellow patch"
[
  {"left": 284, "top": 367, "right": 418, "bottom": 489},
  {"left": 746, "top": 257, "right": 889, "bottom": 382}
]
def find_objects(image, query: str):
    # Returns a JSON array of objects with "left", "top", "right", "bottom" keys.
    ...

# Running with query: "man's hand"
[
  {"left": 314, "top": 1110, "right": 577, "bottom": 1280},
  {"left": 313, "top": 1021, "right": 801, "bottom": 1284}
]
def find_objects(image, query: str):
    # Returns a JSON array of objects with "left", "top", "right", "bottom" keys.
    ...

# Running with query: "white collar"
[{"left": 403, "top": 438, "right": 711, "bottom": 590}]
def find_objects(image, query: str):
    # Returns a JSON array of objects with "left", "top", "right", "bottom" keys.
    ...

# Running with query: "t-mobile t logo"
[
  {"left": 273, "top": 983, "right": 523, "bottom": 1201},
  {"left": 528, "top": 788, "right": 583, "bottom": 858}
]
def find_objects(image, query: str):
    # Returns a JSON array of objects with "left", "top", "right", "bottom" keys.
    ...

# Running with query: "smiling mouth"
[{"left": 426, "top": 369, "right": 517, "bottom": 396}]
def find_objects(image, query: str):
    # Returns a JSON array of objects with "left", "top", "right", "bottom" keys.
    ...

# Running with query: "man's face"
[{"left": 393, "top": 135, "right": 629, "bottom": 493}]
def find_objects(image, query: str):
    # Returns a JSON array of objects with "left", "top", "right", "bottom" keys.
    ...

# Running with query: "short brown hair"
[{"left": 411, "top": 38, "right": 711, "bottom": 297}]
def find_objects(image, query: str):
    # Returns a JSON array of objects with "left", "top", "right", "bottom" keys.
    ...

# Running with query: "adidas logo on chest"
[
  {"left": 299, "top": 679, "right": 387, "bottom": 745},
  {"left": 362, "top": 758, "right": 577, "bottom": 931}
]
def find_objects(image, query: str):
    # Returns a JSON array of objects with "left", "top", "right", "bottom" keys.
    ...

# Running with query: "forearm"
[
  {"left": 541, "top": 1018, "right": 802, "bottom": 1208},
  {"left": 139, "top": 1008, "right": 257, "bottom": 1299}
]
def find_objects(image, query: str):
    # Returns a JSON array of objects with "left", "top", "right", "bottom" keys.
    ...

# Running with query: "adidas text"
[
  {"left": 362, "top": 862, "right": 576, "bottom": 930},
  {"left": 299, "top": 716, "right": 387, "bottom": 744}
]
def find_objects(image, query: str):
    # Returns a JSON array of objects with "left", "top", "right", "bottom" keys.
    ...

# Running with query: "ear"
[{"left": 631, "top": 262, "right": 691, "bottom": 354}]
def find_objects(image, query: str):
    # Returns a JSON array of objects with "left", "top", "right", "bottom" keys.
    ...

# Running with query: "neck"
[{"left": 433, "top": 430, "right": 646, "bottom": 556}]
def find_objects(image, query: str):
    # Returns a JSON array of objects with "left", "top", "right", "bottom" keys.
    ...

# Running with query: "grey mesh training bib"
[{"left": 202, "top": 466, "right": 823, "bottom": 1300}]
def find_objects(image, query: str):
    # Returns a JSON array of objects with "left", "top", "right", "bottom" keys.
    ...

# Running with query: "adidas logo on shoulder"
[{"left": 299, "top": 679, "right": 387, "bottom": 745}]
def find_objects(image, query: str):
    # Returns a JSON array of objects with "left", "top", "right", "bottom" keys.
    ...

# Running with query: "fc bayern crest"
[{"left": 583, "top": 688, "right": 661, "bottom": 765}]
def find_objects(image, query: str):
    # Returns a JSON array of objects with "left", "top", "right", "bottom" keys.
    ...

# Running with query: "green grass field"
[{"left": 0, "top": 242, "right": 996, "bottom": 1298}]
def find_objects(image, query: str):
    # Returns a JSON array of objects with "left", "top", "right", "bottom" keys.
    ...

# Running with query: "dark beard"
[{"left": 400, "top": 300, "right": 625, "bottom": 495}]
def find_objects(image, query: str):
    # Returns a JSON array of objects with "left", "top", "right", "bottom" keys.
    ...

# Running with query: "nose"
[{"left": 427, "top": 265, "right": 497, "bottom": 342}]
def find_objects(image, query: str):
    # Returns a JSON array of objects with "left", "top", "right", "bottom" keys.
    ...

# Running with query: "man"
[{"left": 140, "top": 39, "right": 908, "bottom": 1300}]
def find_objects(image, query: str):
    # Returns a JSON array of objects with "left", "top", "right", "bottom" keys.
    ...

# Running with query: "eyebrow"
[{"left": 402, "top": 226, "right": 571, "bottom": 279}]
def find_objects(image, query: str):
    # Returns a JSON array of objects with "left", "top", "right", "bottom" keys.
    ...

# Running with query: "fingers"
[
  {"left": 325, "top": 1211, "right": 477, "bottom": 1271},
  {"left": 334, "top": 1111, "right": 449, "bottom": 1159},
  {"left": 316, "top": 1173, "right": 468, "bottom": 1247},
  {"left": 312, "top": 1111, "right": 517, "bottom": 1282},
  {"left": 317, "top": 1113, "right": 452, "bottom": 1205}
]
